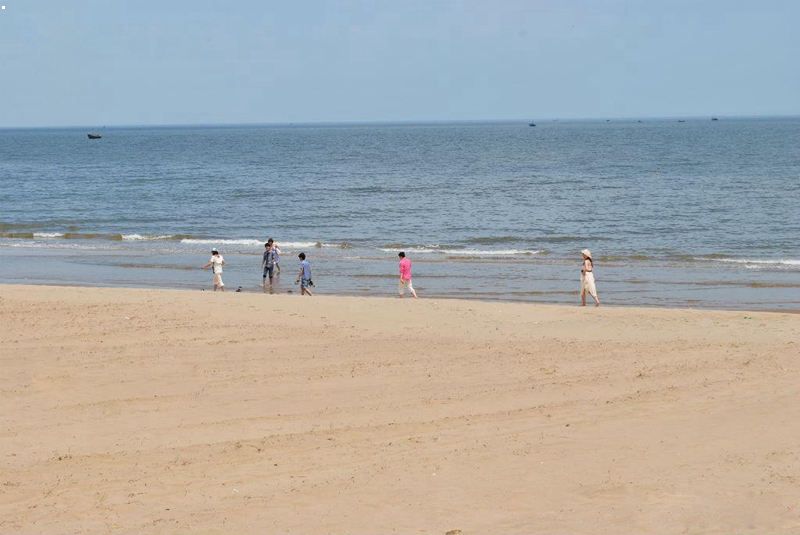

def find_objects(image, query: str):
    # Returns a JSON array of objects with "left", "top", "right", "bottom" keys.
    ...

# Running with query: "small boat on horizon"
[
  {"left": 711, "top": 117, "right": 719, "bottom": 121},
  {"left": 87, "top": 133, "right": 102, "bottom": 139},
  {"left": 528, "top": 122, "right": 536, "bottom": 127}
]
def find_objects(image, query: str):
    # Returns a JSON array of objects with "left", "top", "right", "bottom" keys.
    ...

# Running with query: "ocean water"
[{"left": 1, "top": 118, "right": 798, "bottom": 309}]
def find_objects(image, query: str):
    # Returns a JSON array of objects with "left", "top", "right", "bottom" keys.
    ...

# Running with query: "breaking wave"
[
  {"left": 698, "top": 257, "right": 800, "bottom": 270},
  {"left": 379, "top": 246, "right": 541, "bottom": 257}
]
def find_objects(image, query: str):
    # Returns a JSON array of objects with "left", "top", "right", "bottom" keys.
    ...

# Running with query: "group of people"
[
  {"left": 201, "top": 240, "right": 316, "bottom": 296},
  {"left": 202, "top": 243, "right": 599, "bottom": 306},
  {"left": 201, "top": 240, "right": 417, "bottom": 298}
]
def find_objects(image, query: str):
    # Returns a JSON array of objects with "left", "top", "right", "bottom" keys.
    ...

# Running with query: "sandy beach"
[{"left": 1, "top": 284, "right": 798, "bottom": 534}]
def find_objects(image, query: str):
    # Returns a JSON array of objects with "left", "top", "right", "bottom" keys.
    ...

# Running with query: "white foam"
[
  {"left": 33, "top": 232, "right": 64, "bottom": 238},
  {"left": 705, "top": 258, "right": 800, "bottom": 270},
  {"left": 379, "top": 246, "right": 440, "bottom": 254},
  {"left": 7, "top": 241, "right": 105, "bottom": 250},
  {"left": 180, "top": 238, "right": 333, "bottom": 249},
  {"left": 122, "top": 234, "right": 173, "bottom": 241},
  {"left": 379, "top": 247, "right": 541, "bottom": 256},
  {"left": 180, "top": 238, "right": 263, "bottom": 246}
]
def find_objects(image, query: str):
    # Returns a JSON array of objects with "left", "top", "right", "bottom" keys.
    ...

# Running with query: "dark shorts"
[
  {"left": 301, "top": 277, "right": 312, "bottom": 288},
  {"left": 263, "top": 265, "right": 274, "bottom": 279}
]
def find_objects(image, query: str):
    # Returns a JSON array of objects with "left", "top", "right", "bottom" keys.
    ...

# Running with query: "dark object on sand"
[{"left": 87, "top": 133, "right": 102, "bottom": 139}]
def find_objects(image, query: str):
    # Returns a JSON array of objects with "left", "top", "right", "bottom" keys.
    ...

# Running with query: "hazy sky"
[{"left": 1, "top": 0, "right": 798, "bottom": 126}]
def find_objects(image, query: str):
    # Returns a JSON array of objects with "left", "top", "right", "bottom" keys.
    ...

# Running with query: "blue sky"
[{"left": 0, "top": 0, "right": 798, "bottom": 126}]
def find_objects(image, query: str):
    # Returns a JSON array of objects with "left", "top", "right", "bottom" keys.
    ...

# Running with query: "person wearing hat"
[
  {"left": 580, "top": 249, "right": 599, "bottom": 306},
  {"left": 202, "top": 248, "right": 226, "bottom": 291}
]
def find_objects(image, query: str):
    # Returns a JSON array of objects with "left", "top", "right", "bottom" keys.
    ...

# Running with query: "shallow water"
[{"left": 1, "top": 119, "right": 798, "bottom": 309}]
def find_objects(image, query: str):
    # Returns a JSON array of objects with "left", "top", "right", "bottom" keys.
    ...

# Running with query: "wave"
[
  {"left": 698, "top": 257, "right": 800, "bottom": 270},
  {"left": 446, "top": 249, "right": 541, "bottom": 256},
  {"left": 180, "top": 238, "right": 264, "bottom": 246},
  {"left": 0, "top": 232, "right": 35, "bottom": 239},
  {"left": 470, "top": 236, "right": 522, "bottom": 245},
  {"left": 0, "top": 230, "right": 342, "bottom": 249},
  {"left": 280, "top": 241, "right": 325, "bottom": 248},
  {"left": 379, "top": 243, "right": 454, "bottom": 251},
  {"left": 4, "top": 231, "right": 199, "bottom": 242},
  {"left": 6, "top": 240, "right": 108, "bottom": 250},
  {"left": 180, "top": 238, "right": 337, "bottom": 249},
  {"left": 602, "top": 254, "right": 654, "bottom": 262},
  {"left": 121, "top": 234, "right": 177, "bottom": 241},
  {"left": 33, "top": 232, "right": 65, "bottom": 238},
  {"left": 62, "top": 232, "right": 124, "bottom": 241},
  {"left": 379, "top": 246, "right": 541, "bottom": 257}
]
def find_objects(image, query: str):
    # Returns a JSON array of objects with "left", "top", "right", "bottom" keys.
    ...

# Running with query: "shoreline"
[
  {"left": 2, "top": 280, "right": 798, "bottom": 314},
  {"left": 3, "top": 283, "right": 800, "bottom": 533},
  {"left": 4, "top": 234, "right": 798, "bottom": 312}
]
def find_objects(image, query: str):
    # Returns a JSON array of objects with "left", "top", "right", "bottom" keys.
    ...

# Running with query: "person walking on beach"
[
  {"left": 580, "top": 249, "right": 600, "bottom": 306},
  {"left": 202, "top": 248, "right": 225, "bottom": 291},
  {"left": 262, "top": 239, "right": 278, "bottom": 291},
  {"left": 398, "top": 251, "right": 418, "bottom": 298},
  {"left": 295, "top": 252, "right": 313, "bottom": 296}
]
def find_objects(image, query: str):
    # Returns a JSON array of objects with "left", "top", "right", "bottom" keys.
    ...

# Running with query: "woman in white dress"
[
  {"left": 202, "top": 248, "right": 226, "bottom": 291},
  {"left": 580, "top": 249, "right": 600, "bottom": 307}
]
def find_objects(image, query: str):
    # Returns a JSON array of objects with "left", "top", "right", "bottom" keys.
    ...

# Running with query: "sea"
[{"left": 1, "top": 118, "right": 798, "bottom": 310}]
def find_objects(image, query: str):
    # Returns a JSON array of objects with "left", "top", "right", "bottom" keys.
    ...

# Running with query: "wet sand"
[{"left": 1, "top": 285, "right": 799, "bottom": 534}]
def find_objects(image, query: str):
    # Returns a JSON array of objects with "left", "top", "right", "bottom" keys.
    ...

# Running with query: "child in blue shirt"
[{"left": 295, "top": 252, "right": 313, "bottom": 296}]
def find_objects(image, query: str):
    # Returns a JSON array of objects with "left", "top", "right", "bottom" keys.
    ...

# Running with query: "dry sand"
[{"left": 1, "top": 284, "right": 799, "bottom": 534}]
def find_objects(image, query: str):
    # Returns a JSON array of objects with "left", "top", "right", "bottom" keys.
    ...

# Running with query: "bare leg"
[
  {"left": 581, "top": 289, "right": 586, "bottom": 306},
  {"left": 409, "top": 281, "right": 418, "bottom": 299},
  {"left": 302, "top": 286, "right": 313, "bottom": 296}
]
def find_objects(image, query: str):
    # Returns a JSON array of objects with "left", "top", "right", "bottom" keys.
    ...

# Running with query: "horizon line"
[{"left": 1, "top": 113, "right": 798, "bottom": 130}]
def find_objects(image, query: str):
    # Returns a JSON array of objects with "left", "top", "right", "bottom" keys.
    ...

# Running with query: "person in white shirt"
[
  {"left": 271, "top": 239, "right": 282, "bottom": 274},
  {"left": 202, "top": 248, "right": 225, "bottom": 291}
]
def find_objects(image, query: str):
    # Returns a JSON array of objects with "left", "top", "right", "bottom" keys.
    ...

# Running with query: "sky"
[{"left": 0, "top": 0, "right": 798, "bottom": 127}]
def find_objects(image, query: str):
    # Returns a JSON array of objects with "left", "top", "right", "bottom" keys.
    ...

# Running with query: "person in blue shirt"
[{"left": 295, "top": 252, "right": 313, "bottom": 296}]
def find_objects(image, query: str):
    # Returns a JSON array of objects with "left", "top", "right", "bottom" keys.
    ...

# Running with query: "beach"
[{"left": 2, "top": 284, "right": 798, "bottom": 534}]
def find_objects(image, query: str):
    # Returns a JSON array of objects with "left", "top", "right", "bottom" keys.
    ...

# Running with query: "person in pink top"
[{"left": 397, "top": 251, "right": 418, "bottom": 298}]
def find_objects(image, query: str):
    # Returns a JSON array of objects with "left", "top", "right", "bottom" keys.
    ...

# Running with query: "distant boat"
[
  {"left": 711, "top": 117, "right": 719, "bottom": 121},
  {"left": 528, "top": 122, "right": 536, "bottom": 127},
  {"left": 87, "top": 133, "right": 102, "bottom": 139},
  {"left": 677, "top": 120, "right": 686, "bottom": 123}
]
